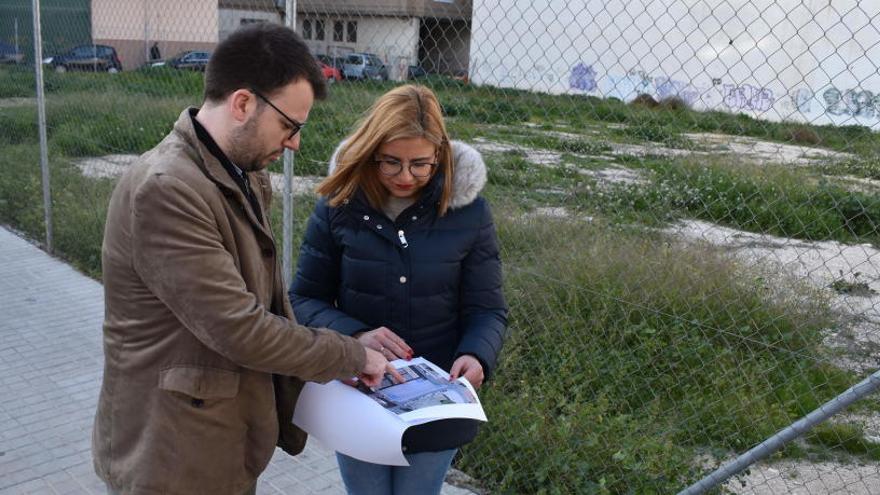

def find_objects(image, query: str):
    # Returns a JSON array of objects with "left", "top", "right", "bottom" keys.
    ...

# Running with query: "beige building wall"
[
  {"left": 219, "top": 8, "right": 283, "bottom": 41},
  {"left": 360, "top": 17, "right": 420, "bottom": 81},
  {"left": 298, "top": 15, "right": 419, "bottom": 81},
  {"left": 297, "top": 1, "right": 472, "bottom": 78},
  {"left": 92, "top": 0, "right": 219, "bottom": 69},
  {"left": 297, "top": 0, "right": 471, "bottom": 20}
]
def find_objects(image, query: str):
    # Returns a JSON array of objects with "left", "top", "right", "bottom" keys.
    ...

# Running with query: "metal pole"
[
  {"left": 143, "top": 0, "right": 149, "bottom": 66},
  {"left": 679, "top": 368, "right": 880, "bottom": 495},
  {"left": 14, "top": 17, "right": 19, "bottom": 56},
  {"left": 281, "top": 0, "right": 297, "bottom": 288},
  {"left": 32, "top": 0, "right": 53, "bottom": 253}
]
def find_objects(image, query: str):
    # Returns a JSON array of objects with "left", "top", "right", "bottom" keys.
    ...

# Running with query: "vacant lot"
[{"left": 3, "top": 65, "right": 880, "bottom": 494}]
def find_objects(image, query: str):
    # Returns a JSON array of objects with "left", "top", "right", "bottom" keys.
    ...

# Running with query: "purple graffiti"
[
  {"left": 653, "top": 77, "right": 699, "bottom": 105},
  {"left": 723, "top": 84, "right": 774, "bottom": 112},
  {"left": 569, "top": 63, "right": 597, "bottom": 92}
]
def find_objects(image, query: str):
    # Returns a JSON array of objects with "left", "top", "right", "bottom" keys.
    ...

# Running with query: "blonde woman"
[{"left": 289, "top": 85, "right": 507, "bottom": 494}]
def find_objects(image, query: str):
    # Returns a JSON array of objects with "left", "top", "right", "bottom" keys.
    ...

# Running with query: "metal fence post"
[
  {"left": 281, "top": 0, "right": 298, "bottom": 288},
  {"left": 679, "top": 369, "right": 880, "bottom": 495},
  {"left": 31, "top": 0, "right": 52, "bottom": 253}
]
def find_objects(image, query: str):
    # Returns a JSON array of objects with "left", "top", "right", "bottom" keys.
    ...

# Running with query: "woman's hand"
[
  {"left": 449, "top": 354, "right": 484, "bottom": 389},
  {"left": 355, "top": 326, "right": 413, "bottom": 361}
]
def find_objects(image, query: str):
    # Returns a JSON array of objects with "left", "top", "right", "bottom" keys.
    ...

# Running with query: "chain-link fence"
[{"left": 3, "top": 0, "right": 880, "bottom": 493}]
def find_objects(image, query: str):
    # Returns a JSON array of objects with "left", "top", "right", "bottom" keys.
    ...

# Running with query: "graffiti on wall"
[
  {"left": 789, "top": 88, "right": 813, "bottom": 113},
  {"left": 722, "top": 84, "right": 775, "bottom": 112},
  {"left": 787, "top": 87, "right": 880, "bottom": 119},
  {"left": 565, "top": 62, "right": 880, "bottom": 127},
  {"left": 653, "top": 76, "right": 701, "bottom": 105},
  {"left": 569, "top": 63, "right": 598, "bottom": 92},
  {"left": 600, "top": 69, "right": 702, "bottom": 106},
  {"left": 823, "top": 88, "right": 880, "bottom": 118}
]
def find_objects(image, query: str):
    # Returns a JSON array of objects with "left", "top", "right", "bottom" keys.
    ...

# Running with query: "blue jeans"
[{"left": 336, "top": 449, "right": 458, "bottom": 495}]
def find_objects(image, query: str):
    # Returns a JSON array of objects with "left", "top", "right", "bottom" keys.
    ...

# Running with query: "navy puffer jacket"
[{"left": 289, "top": 141, "right": 507, "bottom": 379}]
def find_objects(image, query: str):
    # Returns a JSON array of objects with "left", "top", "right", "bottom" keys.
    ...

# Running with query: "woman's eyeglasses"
[{"left": 375, "top": 157, "right": 437, "bottom": 178}]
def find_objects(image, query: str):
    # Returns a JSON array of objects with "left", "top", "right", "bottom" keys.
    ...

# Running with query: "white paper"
[{"left": 292, "top": 357, "right": 487, "bottom": 466}]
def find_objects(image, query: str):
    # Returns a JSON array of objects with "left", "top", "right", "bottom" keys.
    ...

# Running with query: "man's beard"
[{"left": 228, "top": 117, "right": 271, "bottom": 171}]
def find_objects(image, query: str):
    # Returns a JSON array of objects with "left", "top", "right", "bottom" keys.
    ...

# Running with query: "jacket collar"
[
  {"left": 171, "top": 108, "right": 270, "bottom": 233},
  {"left": 328, "top": 140, "right": 488, "bottom": 210},
  {"left": 171, "top": 108, "right": 242, "bottom": 195}
]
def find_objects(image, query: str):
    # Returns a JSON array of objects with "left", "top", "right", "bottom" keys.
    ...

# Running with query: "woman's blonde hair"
[{"left": 316, "top": 85, "right": 454, "bottom": 215}]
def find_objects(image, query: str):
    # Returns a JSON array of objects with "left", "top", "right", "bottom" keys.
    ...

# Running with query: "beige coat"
[{"left": 93, "top": 109, "right": 366, "bottom": 494}]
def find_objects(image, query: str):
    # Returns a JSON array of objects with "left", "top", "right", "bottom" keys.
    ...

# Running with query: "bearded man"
[{"left": 94, "top": 24, "right": 396, "bottom": 495}]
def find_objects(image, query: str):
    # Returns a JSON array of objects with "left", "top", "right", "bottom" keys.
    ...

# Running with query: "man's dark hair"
[{"left": 204, "top": 23, "right": 326, "bottom": 102}]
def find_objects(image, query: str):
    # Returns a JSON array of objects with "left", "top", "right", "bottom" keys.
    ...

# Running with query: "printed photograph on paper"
[{"left": 356, "top": 361, "right": 477, "bottom": 415}]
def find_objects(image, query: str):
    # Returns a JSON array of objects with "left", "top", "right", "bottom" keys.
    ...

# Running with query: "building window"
[
  {"left": 333, "top": 21, "right": 344, "bottom": 42},
  {"left": 302, "top": 19, "right": 312, "bottom": 40},
  {"left": 346, "top": 21, "right": 357, "bottom": 43},
  {"left": 240, "top": 18, "right": 266, "bottom": 26},
  {"left": 315, "top": 20, "right": 325, "bottom": 41}
]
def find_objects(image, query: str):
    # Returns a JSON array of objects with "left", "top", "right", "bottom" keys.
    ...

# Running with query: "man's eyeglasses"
[
  {"left": 374, "top": 157, "right": 437, "bottom": 178},
  {"left": 250, "top": 88, "right": 305, "bottom": 140}
]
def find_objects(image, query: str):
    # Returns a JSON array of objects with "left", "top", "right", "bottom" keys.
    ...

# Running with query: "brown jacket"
[{"left": 93, "top": 109, "right": 366, "bottom": 494}]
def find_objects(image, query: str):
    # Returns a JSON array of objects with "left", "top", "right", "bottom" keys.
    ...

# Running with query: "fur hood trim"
[{"left": 327, "top": 140, "right": 487, "bottom": 209}]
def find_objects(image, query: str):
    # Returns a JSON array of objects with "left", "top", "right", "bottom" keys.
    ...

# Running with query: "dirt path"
[
  {"left": 666, "top": 219, "right": 880, "bottom": 373},
  {"left": 73, "top": 154, "right": 322, "bottom": 196},
  {"left": 0, "top": 97, "right": 36, "bottom": 108}
]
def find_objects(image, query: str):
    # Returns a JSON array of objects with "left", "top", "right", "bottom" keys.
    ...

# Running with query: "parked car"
[
  {"left": 0, "top": 42, "right": 24, "bottom": 64},
  {"left": 44, "top": 44, "right": 122, "bottom": 73},
  {"left": 157, "top": 50, "right": 211, "bottom": 71},
  {"left": 317, "top": 54, "right": 345, "bottom": 70},
  {"left": 342, "top": 53, "right": 388, "bottom": 81},
  {"left": 315, "top": 57, "right": 342, "bottom": 84}
]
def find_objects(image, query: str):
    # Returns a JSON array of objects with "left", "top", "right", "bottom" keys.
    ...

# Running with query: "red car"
[{"left": 316, "top": 58, "right": 342, "bottom": 84}]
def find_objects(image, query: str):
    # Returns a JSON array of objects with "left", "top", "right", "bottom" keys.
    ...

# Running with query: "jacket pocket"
[{"left": 158, "top": 366, "right": 240, "bottom": 399}]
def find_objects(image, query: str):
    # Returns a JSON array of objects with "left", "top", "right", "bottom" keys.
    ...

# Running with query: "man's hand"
[
  {"left": 449, "top": 354, "right": 484, "bottom": 389},
  {"left": 358, "top": 347, "right": 405, "bottom": 388},
  {"left": 355, "top": 326, "right": 413, "bottom": 361}
]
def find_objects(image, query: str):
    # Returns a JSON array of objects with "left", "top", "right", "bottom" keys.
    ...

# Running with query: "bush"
[
  {"left": 659, "top": 96, "right": 689, "bottom": 111},
  {"left": 629, "top": 93, "right": 660, "bottom": 109},
  {"left": 789, "top": 126, "right": 822, "bottom": 145}
]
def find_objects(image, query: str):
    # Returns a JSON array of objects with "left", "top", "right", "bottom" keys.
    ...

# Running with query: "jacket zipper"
[{"left": 397, "top": 229, "right": 409, "bottom": 248}]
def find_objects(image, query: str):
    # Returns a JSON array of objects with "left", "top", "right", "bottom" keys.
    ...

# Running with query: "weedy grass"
[
  {"left": 0, "top": 64, "right": 38, "bottom": 98},
  {"left": 806, "top": 423, "right": 880, "bottom": 461},
  {"left": 818, "top": 157, "right": 880, "bottom": 181},
  {"left": 556, "top": 156, "right": 880, "bottom": 246},
  {"left": 0, "top": 145, "right": 113, "bottom": 277},
  {"left": 459, "top": 214, "right": 856, "bottom": 494}
]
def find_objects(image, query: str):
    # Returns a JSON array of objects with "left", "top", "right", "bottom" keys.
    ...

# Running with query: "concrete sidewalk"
[{"left": 0, "top": 226, "right": 473, "bottom": 495}]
